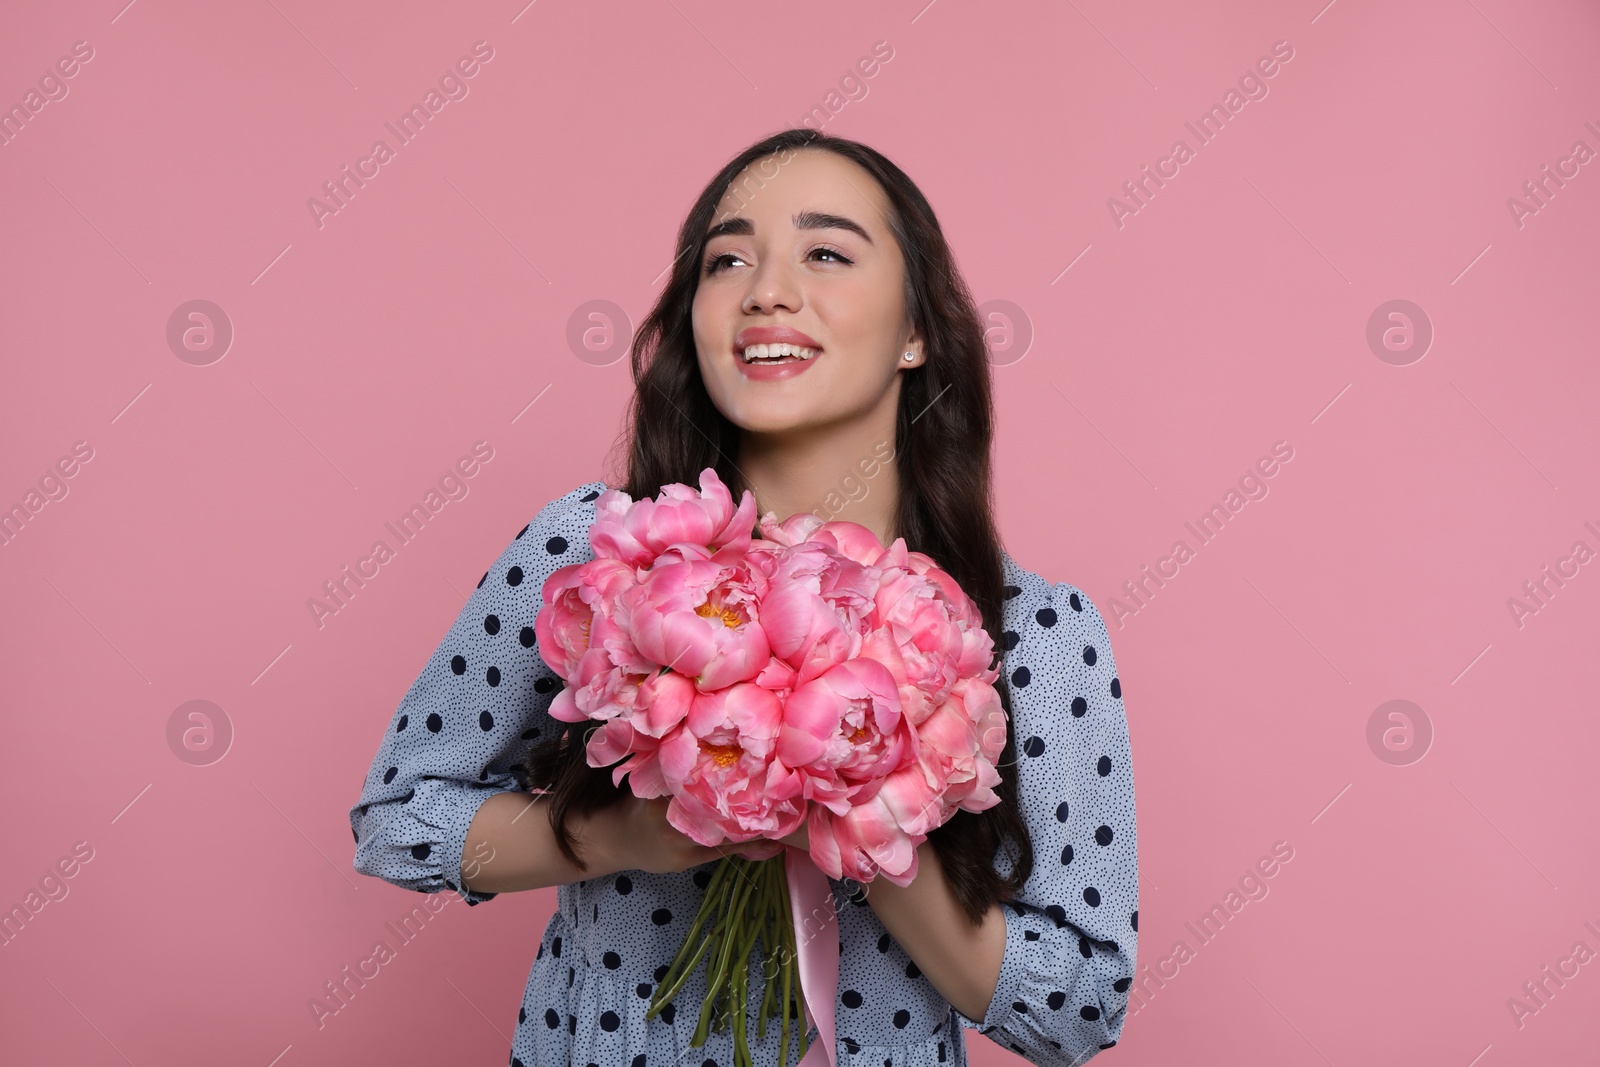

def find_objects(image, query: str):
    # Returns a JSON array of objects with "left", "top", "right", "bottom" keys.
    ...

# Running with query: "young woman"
[{"left": 350, "top": 129, "right": 1138, "bottom": 1067}]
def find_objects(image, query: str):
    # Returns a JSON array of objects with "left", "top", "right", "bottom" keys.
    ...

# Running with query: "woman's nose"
[{"left": 742, "top": 258, "right": 801, "bottom": 314}]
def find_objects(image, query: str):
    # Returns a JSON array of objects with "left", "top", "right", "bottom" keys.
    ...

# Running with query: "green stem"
[
  {"left": 733, "top": 938, "right": 749, "bottom": 1067},
  {"left": 649, "top": 858, "right": 734, "bottom": 1019},
  {"left": 729, "top": 863, "right": 765, "bottom": 1025},
  {"left": 691, "top": 906, "right": 728, "bottom": 1046},
  {"left": 678, "top": 860, "right": 734, "bottom": 966},
  {"left": 690, "top": 899, "right": 728, "bottom": 1045},
  {"left": 648, "top": 933, "right": 712, "bottom": 1020},
  {"left": 757, "top": 864, "right": 776, "bottom": 1039},
  {"left": 680, "top": 858, "right": 733, "bottom": 946},
  {"left": 730, "top": 870, "right": 767, "bottom": 1067},
  {"left": 696, "top": 858, "right": 758, "bottom": 1045}
]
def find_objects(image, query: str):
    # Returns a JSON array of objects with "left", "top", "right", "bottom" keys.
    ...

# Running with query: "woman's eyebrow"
[{"left": 704, "top": 210, "right": 874, "bottom": 245}]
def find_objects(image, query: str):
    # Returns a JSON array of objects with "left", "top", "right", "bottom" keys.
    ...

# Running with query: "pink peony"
[
  {"left": 590, "top": 467, "right": 757, "bottom": 567},
  {"left": 536, "top": 557, "right": 651, "bottom": 726},
  {"left": 776, "top": 658, "right": 914, "bottom": 808},
  {"left": 532, "top": 467, "right": 1009, "bottom": 887},
  {"left": 749, "top": 537, "right": 879, "bottom": 687},
  {"left": 657, "top": 682, "right": 808, "bottom": 848},
  {"left": 616, "top": 556, "right": 772, "bottom": 692},
  {"left": 805, "top": 783, "right": 921, "bottom": 886}
]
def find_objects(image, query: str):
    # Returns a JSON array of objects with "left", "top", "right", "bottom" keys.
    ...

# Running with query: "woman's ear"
[{"left": 901, "top": 322, "right": 925, "bottom": 366}]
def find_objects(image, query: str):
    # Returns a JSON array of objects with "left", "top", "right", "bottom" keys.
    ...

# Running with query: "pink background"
[{"left": 2, "top": 0, "right": 1597, "bottom": 1064}]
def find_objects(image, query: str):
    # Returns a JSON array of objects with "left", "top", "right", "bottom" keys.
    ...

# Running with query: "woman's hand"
[
  {"left": 585, "top": 794, "right": 729, "bottom": 875},
  {"left": 587, "top": 794, "right": 813, "bottom": 873}
]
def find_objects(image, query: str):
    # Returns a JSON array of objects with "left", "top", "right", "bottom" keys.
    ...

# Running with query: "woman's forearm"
[
  {"left": 460, "top": 791, "right": 624, "bottom": 894},
  {"left": 862, "top": 839, "right": 1008, "bottom": 1022}
]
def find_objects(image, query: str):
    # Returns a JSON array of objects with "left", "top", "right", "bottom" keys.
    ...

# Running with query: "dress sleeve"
[
  {"left": 953, "top": 581, "right": 1139, "bottom": 1066},
  {"left": 347, "top": 481, "right": 603, "bottom": 905}
]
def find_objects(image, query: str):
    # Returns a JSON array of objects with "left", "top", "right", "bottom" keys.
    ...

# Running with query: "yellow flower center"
[
  {"left": 847, "top": 724, "right": 870, "bottom": 744},
  {"left": 695, "top": 600, "right": 743, "bottom": 628},
  {"left": 701, "top": 741, "right": 742, "bottom": 767}
]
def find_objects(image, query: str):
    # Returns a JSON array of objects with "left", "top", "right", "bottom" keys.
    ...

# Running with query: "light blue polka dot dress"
[{"left": 349, "top": 482, "right": 1139, "bottom": 1067}]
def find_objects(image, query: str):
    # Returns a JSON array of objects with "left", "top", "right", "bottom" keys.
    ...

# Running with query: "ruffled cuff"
[
  {"left": 443, "top": 784, "right": 516, "bottom": 905},
  {"left": 953, "top": 906, "right": 1114, "bottom": 1066},
  {"left": 352, "top": 778, "right": 514, "bottom": 907}
]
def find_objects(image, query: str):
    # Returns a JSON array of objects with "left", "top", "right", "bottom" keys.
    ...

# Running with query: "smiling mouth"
[{"left": 739, "top": 342, "right": 821, "bottom": 365}]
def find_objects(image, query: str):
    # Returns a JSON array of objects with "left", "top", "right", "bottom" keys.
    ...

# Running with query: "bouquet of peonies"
[{"left": 534, "top": 468, "right": 1009, "bottom": 1067}]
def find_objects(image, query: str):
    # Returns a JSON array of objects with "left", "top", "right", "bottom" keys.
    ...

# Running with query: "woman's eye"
[{"left": 703, "top": 246, "right": 853, "bottom": 274}]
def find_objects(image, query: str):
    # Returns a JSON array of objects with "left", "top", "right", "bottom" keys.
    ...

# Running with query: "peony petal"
[
  {"left": 615, "top": 746, "right": 670, "bottom": 797},
  {"left": 547, "top": 686, "right": 587, "bottom": 723},
  {"left": 776, "top": 680, "right": 844, "bottom": 767},
  {"left": 638, "top": 670, "right": 696, "bottom": 737},
  {"left": 723, "top": 683, "right": 783, "bottom": 741},
  {"left": 657, "top": 726, "right": 701, "bottom": 787},
  {"left": 586, "top": 718, "right": 641, "bottom": 766},
  {"left": 846, "top": 794, "right": 916, "bottom": 878},
  {"left": 665, "top": 793, "right": 724, "bottom": 847},
  {"left": 877, "top": 762, "right": 943, "bottom": 836},
  {"left": 805, "top": 805, "right": 844, "bottom": 879}
]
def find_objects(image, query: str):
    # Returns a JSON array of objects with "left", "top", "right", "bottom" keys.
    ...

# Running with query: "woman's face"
[{"left": 692, "top": 149, "right": 920, "bottom": 437}]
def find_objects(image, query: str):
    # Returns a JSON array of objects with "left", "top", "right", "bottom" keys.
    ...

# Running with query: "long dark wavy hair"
[{"left": 523, "top": 127, "right": 1033, "bottom": 925}]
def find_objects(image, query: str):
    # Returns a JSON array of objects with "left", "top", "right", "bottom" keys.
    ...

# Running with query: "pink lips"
[{"left": 734, "top": 325, "right": 822, "bottom": 382}]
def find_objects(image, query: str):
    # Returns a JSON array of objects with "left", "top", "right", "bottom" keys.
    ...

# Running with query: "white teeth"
[{"left": 740, "top": 343, "right": 820, "bottom": 362}]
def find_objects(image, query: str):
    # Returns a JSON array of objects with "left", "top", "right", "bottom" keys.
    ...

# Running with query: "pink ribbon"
[{"left": 783, "top": 844, "right": 838, "bottom": 1067}]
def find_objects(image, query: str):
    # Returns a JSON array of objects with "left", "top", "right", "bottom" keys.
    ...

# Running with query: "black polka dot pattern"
[
  {"left": 349, "top": 483, "right": 1138, "bottom": 1066},
  {"left": 349, "top": 483, "right": 607, "bottom": 907},
  {"left": 939, "top": 575, "right": 1139, "bottom": 1065}
]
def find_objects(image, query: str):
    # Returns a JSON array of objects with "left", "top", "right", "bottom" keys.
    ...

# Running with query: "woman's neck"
[{"left": 737, "top": 422, "right": 900, "bottom": 547}]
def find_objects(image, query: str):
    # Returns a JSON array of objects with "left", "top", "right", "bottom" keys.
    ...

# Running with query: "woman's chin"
[{"left": 722, "top": 409, "right": 824, "bottom": 437}]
